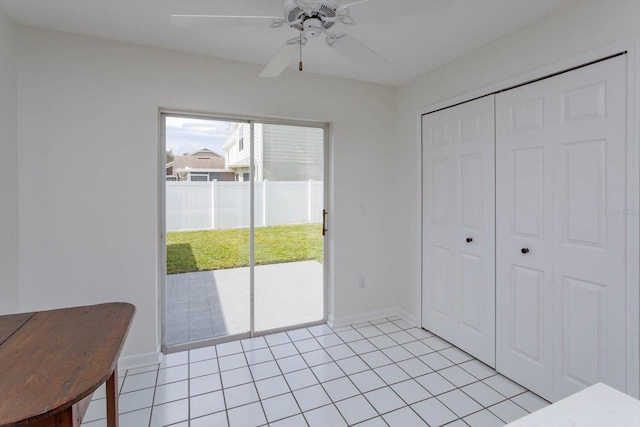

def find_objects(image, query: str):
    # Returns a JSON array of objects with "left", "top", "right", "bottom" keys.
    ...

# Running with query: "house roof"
[{"left": 189, "top": 148, "right": 222, "bottom": 157}]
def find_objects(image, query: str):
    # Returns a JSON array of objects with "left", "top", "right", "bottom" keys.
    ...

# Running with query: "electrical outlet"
[{"left": 358, "top": 276, "right": 366, "bottom": 289}]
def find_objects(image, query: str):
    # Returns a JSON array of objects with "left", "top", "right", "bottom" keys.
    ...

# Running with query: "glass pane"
[
  {"left": 164, "top": 116, "right": 250, "bottom": 348},
  {"left": 253, "top": 123, "right": 325, "bottom": 332}
]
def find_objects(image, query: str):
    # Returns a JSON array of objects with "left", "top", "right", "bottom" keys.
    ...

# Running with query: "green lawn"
[{"left": 167, "top": 223, "right": 323, "bottom": 274}]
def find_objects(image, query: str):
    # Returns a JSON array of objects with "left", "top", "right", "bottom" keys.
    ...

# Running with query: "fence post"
[
  {"left": 211, "top": 179, "right": 218, "bottom": 230},
  {"left": 308, "top": 179, "right": 313, "bottom": 223},
  {"left": 263, "top": 179, "right": 269, "bottom": 227}
]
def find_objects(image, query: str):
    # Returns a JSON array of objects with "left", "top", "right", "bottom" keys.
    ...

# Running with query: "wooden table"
[{"left": 0, "top": 303, "right": 135, "bottom": 427}]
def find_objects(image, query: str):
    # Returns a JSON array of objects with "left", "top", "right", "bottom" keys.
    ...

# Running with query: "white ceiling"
[{"left": 0, "top": 0, "right": 570, "bottom": 86}]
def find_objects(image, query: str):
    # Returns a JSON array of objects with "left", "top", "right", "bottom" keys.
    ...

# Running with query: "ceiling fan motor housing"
[{"left": 285, "top": 0, "right": 338, "bottom": 31}]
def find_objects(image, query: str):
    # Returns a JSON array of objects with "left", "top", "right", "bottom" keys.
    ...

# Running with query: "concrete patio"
[{"left": 165, "top": 260, "right": 323, "bottom": 347}]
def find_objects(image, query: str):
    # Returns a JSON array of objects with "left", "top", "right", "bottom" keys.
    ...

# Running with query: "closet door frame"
[{"left": 416, "top": 38, "right": 640, "bottom": 398}]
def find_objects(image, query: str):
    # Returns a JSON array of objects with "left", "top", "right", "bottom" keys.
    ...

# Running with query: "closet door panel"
[
  {"left": 423, "top": 111, "right": 457, "bottom": 334},
  {"left": 510, "top": 265, "right": 545, "bottom": 364},
  {"left": 560, "top": 276, "right": 605, "bottom": 387},
  {"left": 496, "top": 84, "right": 554, "bottom": 400},
  {"left": 430, "top": 246, "right": 453, "bottom": 318},
  {"left": 454, "top": 98, "right": 495, "bottom": 365},
  {"left": 432, "top": 157, "right": 453, "bottom": 224},
  {"left": 511, "top": 147, "right": 545, "bottom": 239},
  {"left": 561, "top": 140, "right": 605, "bottom": 248},
  {"left": 460, "top": 252, "right": 482, "bottom": 331},
  {"left": 460, "top": 154, "right": 483, "bottom": 228},
  {"left": 423, "top": 95, "right": 495, "bottom": 366},
  {"left": 551, "top": 56, "right": 627, "bottom": 399},
  {"left": 497, "top": 55, "right": 627, "bottom": 402}
]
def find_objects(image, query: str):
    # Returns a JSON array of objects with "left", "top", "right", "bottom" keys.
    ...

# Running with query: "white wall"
[
  {"left": 16, "top": 25, "right": 396, "bottom": 357},
  {"left": 393, "top": 0, "right": 640, "bottom": 321},
  {"left": 0, "top": 8, "right": 19, "bottom": 315}
]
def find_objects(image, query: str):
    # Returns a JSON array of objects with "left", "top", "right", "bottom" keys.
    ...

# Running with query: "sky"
[{"left": 165, "top": 116, "right": 234, "bottom": 157}]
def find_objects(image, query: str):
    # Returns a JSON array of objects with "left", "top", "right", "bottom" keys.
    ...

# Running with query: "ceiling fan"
[{"left": 171, "top": 0, "right": 451, "bottom": 77}]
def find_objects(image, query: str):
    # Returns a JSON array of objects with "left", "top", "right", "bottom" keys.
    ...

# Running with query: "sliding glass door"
[
  {"left": 253, "top": 123, "right": 325, "bottom": 333},
  {"left": 163, "top": 115, "right": 251, "bottom": 350},
  {"left": 162, "top": 113, "right": 326, "bottom": 351}
]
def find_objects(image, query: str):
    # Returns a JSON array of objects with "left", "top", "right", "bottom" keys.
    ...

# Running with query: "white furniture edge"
[{"left": 506, "top": 382, "right": 640, "bottom": 427}]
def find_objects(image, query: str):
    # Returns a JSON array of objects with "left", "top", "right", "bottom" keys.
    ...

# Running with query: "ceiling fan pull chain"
[{"left": 299, "top": 31, "right": 304, "bottom": 71}]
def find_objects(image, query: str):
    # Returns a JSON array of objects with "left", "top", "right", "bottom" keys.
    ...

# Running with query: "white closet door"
[
  {"left": 422, "top": 95, "right": 495, "bottom": 366},
  {"left": 496, "top": 55, "right": 627, "bottom": 401}
]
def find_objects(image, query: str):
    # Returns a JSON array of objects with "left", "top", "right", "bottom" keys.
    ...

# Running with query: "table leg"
[
  {"left": 25, "top": 405, "right": 80, "bottom": 427},
  {"left": 106, "top": 366, "right": 119, "bottom": 427}
]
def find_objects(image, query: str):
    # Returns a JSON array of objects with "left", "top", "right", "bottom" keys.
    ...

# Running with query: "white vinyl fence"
[{"left": 166, "top": 180, "right": 323, "bottom": 232}]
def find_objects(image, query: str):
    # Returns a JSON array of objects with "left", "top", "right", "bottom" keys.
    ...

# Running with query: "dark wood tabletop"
[
  {"left": 0, "top": 303, "right": 135, "bottom": 426},
  {"left": 0, "top": 312, "right": 35, "bottom": 346}
]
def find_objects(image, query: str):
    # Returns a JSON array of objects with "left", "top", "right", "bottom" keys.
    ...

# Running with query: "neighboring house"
[
  {"left": 166, "top": 148, "right": 235, "bottom": 182},
  {"left": 222, "top": 123, "right": 253, "bottom": 182},
  {"left": 222, "top": 123, "right": 323, "bottom": 182}
]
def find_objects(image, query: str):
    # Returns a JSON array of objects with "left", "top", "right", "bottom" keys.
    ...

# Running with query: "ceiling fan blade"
[
  {"left": 338, "top": 0, "right": 453, "bottom": 25},
  {"left": 326, "top": 33, "right": 387, "bottom": 68},
  {"left": 171, "top": 15, "right": 285, "bottom": 28},
  {"left": 260, "top": 41, "right": 300, "bottom": 78},
  {"left": 340, "top": 0, "right": 370, "bottom": 8}
]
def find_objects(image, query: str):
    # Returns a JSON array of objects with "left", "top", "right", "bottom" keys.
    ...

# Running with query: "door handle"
[
  {"left": 322, "top": 209, "right": 328, "bottom": 236},
  {"left": 466, "top": 237, "right": 473, "bottom": 243},
  {"left": 521, "top": 248, "right": 530, "bottom": 254}
]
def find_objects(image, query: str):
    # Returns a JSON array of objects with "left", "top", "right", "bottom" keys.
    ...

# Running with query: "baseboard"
[
  {"left": 330, "top": 307, "right": 418, "bottom": 329},
  {"left": 327, "top": 313, "right": 336, "bottom": 328},
  {"left": 118, "top": 351, "right": 162, "bottom": 371},
  {"left": 396, "top": 307, "right": 418, "bottom": 327}
]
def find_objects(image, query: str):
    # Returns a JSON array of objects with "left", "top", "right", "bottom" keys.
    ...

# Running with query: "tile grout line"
[
  {"left": 280, "top": 326, "right": 351, "bottom": 426},
  {"left": 306, "top": 323, "right": 380, "bottom": 426},
  {"left": 306, "top": 317, "right": 422, "bottom": 425},
  {"left": 213, "top": 344, "right": 232, "bottom": 427},
  {"left": 112, "top": 326, "right": 474, "bottom": 426},
  {"left": 217, "top": 319, "right": 479, "bottom": 426},
  {"left": 354, "top": 318, "right": 454, "bottom": 426},
  {"left": 186, "top": 350, "right": 191, "bottom": 425},
  {"left": 321, "top": 317, "right": 523, "bottom": 426},
  {"left": 331, "top": 318, "right": 413, "bottom": 425},
  {"left": 147, "top": 363, "right": 160, "bottom": 427},
  {"left": 261, "top": 332, "right": 310, "bottom": 426},
  {"left": 100, "top": 317, "right": 550, "bottom": 427},
  {"left": 242, "top": 336, "right": 285, "bottom": 426}
]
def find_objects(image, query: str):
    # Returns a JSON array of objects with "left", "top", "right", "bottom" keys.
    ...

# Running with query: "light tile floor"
[{"left": 83, "top": 316, "right": 550, "bottom": 427}]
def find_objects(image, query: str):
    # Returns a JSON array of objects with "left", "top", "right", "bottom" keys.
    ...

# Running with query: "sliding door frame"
[{"left": 158, "top": 109, "right": 330, "bottom": 353}]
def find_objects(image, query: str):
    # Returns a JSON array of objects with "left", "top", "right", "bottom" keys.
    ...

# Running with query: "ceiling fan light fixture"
[{"left": 303, "top": 18, "right": 324, "bottom": 37}]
